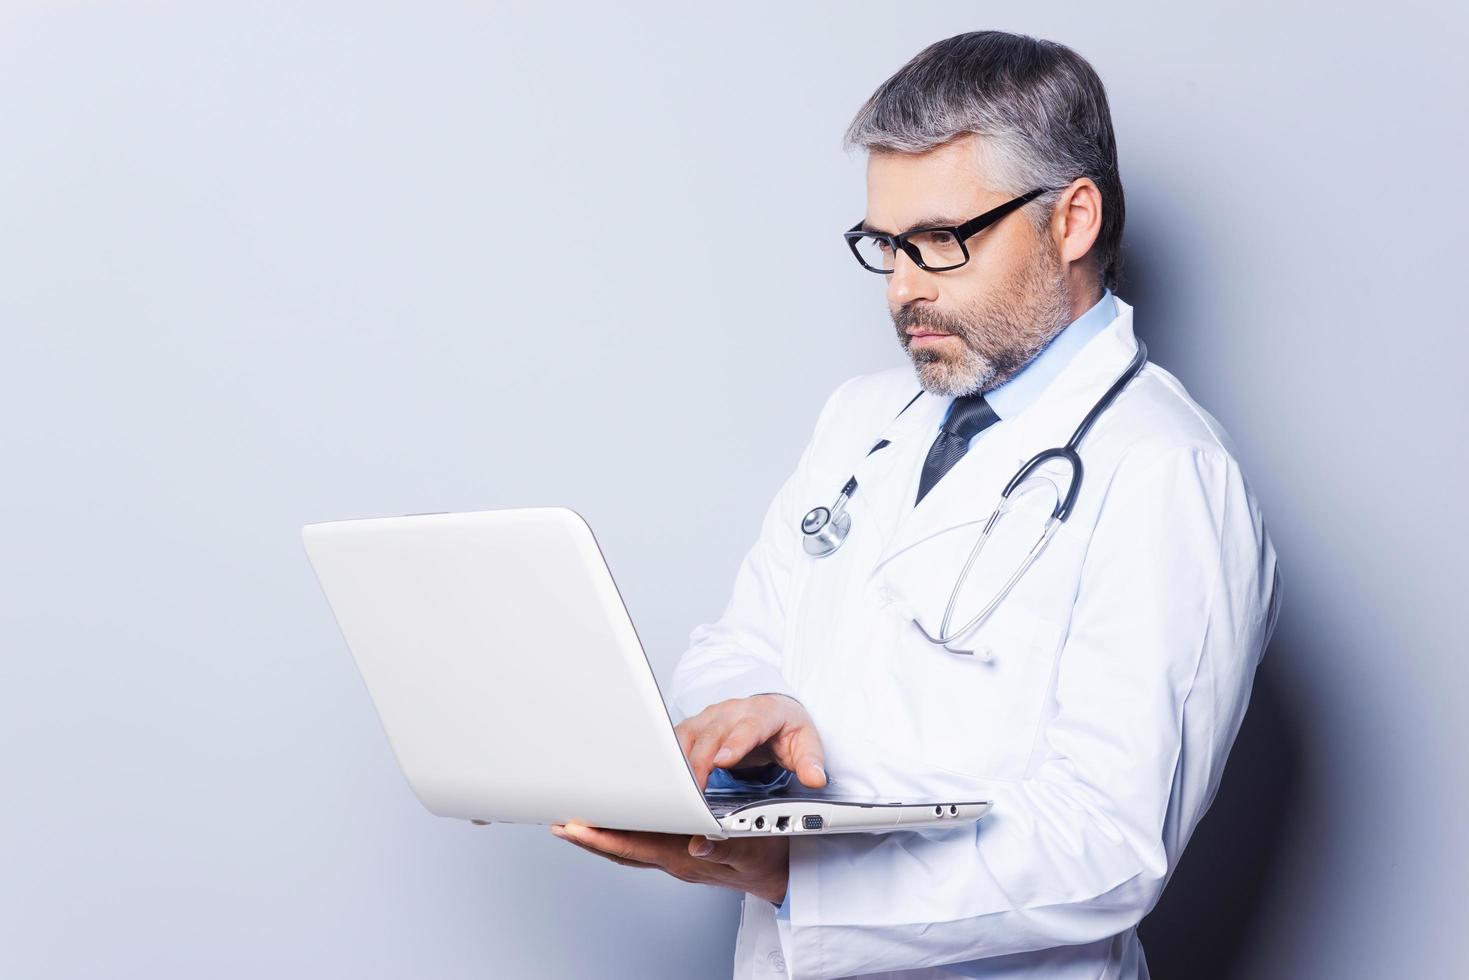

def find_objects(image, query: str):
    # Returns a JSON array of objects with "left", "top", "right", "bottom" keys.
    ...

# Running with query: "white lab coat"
[{"left": 668, "top": 299, "right": 1281, "bottom": 980}]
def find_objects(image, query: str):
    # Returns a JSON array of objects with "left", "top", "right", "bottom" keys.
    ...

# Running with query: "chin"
[
  {"left": 911, "top": 351, "right": 993, "bottom": 398},
  {"left": 913, "top": 362, "right": 963, "bottom": 397}
]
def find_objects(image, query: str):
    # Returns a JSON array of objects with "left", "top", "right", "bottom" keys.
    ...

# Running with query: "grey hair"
[{"left": 844, "top": 31, "right": 1126, "bottom": 292}]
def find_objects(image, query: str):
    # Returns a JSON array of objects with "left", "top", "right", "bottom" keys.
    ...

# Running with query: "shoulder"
[
  {"left": 1080, "top": 360, "right": 1263, "bottom": 519},
  {"left": 1095, "top": 361, "right": 1244, "bottom": 469},
  {"left": 803, "top": 365, "right": 924, "bottom": 463},
  {"left": 813, "top": 364, "right": 922, "bottom": 437}
]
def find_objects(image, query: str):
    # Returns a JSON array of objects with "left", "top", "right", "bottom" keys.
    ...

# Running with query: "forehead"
[{"left": 863, "top": 136, "right": 996, "bottom": 233}]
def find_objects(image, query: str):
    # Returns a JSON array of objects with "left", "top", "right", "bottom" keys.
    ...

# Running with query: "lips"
[{"left": 907, "top": 330, "right": 954, "bottom": 344}]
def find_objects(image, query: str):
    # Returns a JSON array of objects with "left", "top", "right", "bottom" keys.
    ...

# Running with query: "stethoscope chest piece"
[{"left": 801, "top": 502, "right": 851, "bottom": 557}]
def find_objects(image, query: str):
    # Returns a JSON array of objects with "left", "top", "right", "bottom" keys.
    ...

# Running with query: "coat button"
[{"left": 767, "top": 949, "right": 787, "bottom": 972}]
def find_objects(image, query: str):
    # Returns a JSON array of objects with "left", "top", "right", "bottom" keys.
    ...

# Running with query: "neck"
[
  {"left": 1063, "top": 264, "right": 1104, "bottom": 324},
  {"left": 1067, "top": 286, "right": 1104, "bottom": 325}
]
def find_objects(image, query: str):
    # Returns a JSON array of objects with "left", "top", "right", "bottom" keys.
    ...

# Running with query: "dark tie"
[{"left": 914, "top": 393, "right": 1000, "bottom": 506}]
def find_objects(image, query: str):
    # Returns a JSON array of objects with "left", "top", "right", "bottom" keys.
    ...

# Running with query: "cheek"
[
  {"left": 977, "top": 226, "right": 1041, "bottom": 285},
  {"left": 950, "top": 237, "right": 1019, "bottom": 299},
  {"left": 942, "top": 274, "right": 1001, "bottom": 327}
]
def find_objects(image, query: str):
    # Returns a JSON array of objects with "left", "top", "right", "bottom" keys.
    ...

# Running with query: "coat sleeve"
[
  {"left": 776, "top": 446, "right": 1282, "bottom": 978},
  {"left": 667, "top": 376, "right": 861, "bottom": 724}
]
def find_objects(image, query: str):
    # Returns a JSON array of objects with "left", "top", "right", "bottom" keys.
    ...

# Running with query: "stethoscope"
[{"left": 799, "top": 340, "right": 1148, "bottom": 655}]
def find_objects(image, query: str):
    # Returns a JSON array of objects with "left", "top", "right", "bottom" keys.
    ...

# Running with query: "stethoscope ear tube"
[{"left": 921, "top": 514, "right": 1063, "bottom": 652}]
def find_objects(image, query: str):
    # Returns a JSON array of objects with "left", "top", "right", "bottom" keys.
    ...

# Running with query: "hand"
[
  {"left": 674, "top": 693, "right": 828, "bottom": 792},
  {"left": 549, "top": 822, "right": 790, "bottom": 905}
]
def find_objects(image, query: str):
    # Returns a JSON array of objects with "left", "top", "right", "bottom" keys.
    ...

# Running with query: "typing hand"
[
  {"left": 674, "top": 693, "right": 828, "bottom": 792},
  {"left": 544, "top": 693, "right": 819, "bottom": 904}
]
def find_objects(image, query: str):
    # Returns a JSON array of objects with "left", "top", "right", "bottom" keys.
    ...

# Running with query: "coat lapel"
[{"left": 838, "top": 387, "right": 947, "bottom": 550}]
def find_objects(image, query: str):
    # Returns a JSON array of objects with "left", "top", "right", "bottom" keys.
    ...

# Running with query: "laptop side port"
[
  {"left": 802, "top": 815, "right": 823, "bottom": 830},
  {"left": 775, "top": 816, "right": 791, "bottom": 832}
]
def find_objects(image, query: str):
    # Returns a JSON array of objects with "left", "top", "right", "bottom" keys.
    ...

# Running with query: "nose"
[{"left": 886, "top": 248, "right": 938, "bottom": 306}]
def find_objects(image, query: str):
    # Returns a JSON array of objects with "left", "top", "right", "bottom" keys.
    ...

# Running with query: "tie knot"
[{"left": 943, "top": 393, "right": 999, "bottom": 441}]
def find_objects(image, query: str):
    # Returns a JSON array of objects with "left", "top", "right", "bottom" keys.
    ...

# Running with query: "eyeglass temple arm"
[{"left": 953, "top": 186, "right": 1051, "bottom": 241}]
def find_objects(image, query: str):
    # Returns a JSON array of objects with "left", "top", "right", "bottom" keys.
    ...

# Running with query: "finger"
[
  {"left": 557, "top": 823, "right": 686, "bottom": 868},
  {"left": 675, "top": 720, "right": 710, "bottom": 789},
  {"left": 674, "top": 718, "right": 699, "bottom": 766},
  {"left": 779, "top": 724, "right": 828, "bottom": 788},
  {"left": 712, "top": 715, "right": 777, "bottom": 769},
  {"left": 554, "top": 830, "right": 660, "bottom": 869},
  {"left": 686, "top": 730, "right": 728, "bottom": 791}
]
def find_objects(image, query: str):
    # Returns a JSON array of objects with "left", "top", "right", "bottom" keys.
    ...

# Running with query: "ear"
[{"left": 1051, "top": 177, "right": 1103, "bottom": 269}]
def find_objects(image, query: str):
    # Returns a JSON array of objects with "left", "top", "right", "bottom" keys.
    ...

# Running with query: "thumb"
[
  {"left": 781, "top": 724, "right": 828, "bottom": 789},
  {"left": 688, "top": 835, "right": 736, "bottom": 863}
]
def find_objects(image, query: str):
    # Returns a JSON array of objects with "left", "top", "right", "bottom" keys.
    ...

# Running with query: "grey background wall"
[{"left": 3, "top": 2, "right": 1464, "bottom": 977}]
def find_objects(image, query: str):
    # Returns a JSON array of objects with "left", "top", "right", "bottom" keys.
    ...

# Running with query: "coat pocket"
[{"left": 869, "top": 591, "right": 1065, "bottom": 782}]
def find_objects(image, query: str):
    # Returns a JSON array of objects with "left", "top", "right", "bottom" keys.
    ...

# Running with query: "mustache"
[{"left": 893, "top": 304, "right": 964, "bottom": 335}]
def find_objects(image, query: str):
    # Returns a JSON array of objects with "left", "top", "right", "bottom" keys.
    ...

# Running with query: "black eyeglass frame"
[{"left": 843, "top": 186, "right": 1056, "bottom": 274}]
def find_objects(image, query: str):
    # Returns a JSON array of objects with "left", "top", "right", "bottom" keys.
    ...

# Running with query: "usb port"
[{"left": 802, "top": 815, "right": 823, "bottom": 830}]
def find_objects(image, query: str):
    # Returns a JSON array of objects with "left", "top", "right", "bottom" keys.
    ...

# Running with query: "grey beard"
[{"left": 895, "top": 243, "right": 1074, "bottom": 398}]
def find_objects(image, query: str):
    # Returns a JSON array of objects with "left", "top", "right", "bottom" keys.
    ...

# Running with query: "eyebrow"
[{"left": 860, "top": 214, "right": 966, "bottom": 235}]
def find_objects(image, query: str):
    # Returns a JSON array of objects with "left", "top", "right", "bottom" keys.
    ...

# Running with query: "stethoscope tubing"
[{"left": 799, "top": 339, "right": 1149, "bottom": 651}]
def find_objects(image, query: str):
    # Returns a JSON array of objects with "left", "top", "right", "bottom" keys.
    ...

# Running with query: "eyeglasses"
[{"left": 843, "top": 187, "right": 1054, "bottom": 274}]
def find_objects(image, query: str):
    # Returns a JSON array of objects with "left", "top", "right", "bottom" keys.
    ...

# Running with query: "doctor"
[{"left": 551, "top": 30, "right": 1280, "bottom": 979}]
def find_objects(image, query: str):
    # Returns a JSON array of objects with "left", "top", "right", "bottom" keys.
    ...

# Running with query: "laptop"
[{"left": 301, "top": 506, "right": 992, "bottom": 839}]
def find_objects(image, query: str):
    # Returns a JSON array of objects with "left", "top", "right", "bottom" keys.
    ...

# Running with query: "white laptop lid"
[{"left": 302, "top": 507, "right": 722, "bottom": 836}]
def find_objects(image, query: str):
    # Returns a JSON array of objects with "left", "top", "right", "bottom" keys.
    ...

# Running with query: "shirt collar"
[{"left": 981, "top": 287, "right": 1117, "bottom": 422}]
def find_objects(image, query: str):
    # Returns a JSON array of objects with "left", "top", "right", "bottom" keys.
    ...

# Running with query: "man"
[{"left": 551, "top": 30, "right": 1281, "bottom": 979}]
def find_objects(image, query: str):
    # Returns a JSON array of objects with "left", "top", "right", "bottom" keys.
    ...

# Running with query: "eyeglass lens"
[{"left": 851, "top": 229, "right": 966, "bottom": 271}]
